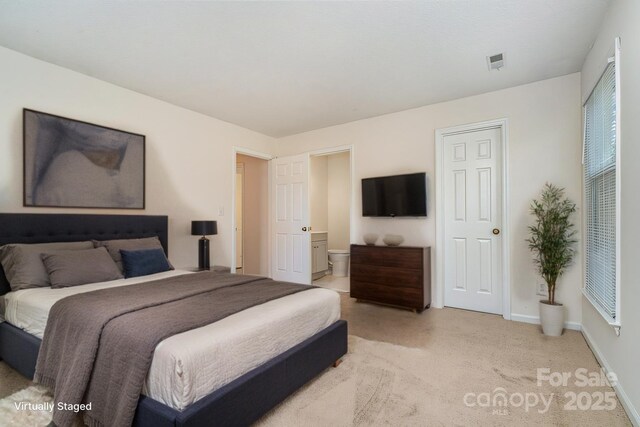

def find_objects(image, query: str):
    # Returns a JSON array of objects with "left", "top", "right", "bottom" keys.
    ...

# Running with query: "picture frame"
[{"left": 23, "top": 109, "right": 145, "bottom": 209}]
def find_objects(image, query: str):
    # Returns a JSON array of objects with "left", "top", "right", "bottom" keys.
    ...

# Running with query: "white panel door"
[
  {"left": 444, "top": 127, "right": 502, "bottom": 314},
  {"left": 271, "top": 154, "right": 311, "bottom": 284}
]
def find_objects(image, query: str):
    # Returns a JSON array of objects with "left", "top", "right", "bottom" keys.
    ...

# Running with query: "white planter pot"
[{"left": 539, "top": 301, "right": 564, "bottom": 336}]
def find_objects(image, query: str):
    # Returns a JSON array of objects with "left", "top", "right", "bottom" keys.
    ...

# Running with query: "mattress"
[{"left": 2, "top": 270, "right": 341, "bottom": 410}]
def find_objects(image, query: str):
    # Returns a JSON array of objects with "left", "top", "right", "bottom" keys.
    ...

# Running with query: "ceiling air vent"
[{"left": 487, "top": 53, "right": 504, "bottom": 71}]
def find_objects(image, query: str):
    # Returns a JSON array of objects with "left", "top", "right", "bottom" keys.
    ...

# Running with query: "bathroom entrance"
[
  {"left": 233, "top": 150, "right": 270, "bottom": 276},
  {"left": 309, "top": 149, "right": 351, "bottom": 292}
]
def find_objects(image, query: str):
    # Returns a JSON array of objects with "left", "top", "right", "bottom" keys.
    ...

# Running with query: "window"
[{"left": 583, "top": 39, "right": 620, "bottom": 326}]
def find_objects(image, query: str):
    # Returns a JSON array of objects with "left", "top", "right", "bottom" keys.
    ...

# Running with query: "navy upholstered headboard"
[{"left": 0, "top": 214, "right": 168, "bottom": 295}]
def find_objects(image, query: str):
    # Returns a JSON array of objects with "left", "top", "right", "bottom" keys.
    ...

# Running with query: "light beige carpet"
[
  {"left": 313, "top": 275, "right": 350, "bottom": 293},
  {"left": 0, "top": 335, "right": 631, "bottom": 426},
  {"left": 258, "top": 335, "right": 630, "bottom": 426},
  {"left": 0, "top": 297, "right": 633, "bottom": 426}
]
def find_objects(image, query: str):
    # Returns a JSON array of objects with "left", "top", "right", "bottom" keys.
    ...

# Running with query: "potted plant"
[{"left": 526, "top": 183, "right": 577, "bottom": 336}]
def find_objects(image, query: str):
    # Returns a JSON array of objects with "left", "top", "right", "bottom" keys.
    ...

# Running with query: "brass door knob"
[{"left": 492, "top": 228, "right": 500, "bottom": 235}]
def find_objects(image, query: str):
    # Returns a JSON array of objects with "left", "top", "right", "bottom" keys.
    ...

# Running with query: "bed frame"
[{"left": 0, "top": 213, "right": 348, "bottom": 426}]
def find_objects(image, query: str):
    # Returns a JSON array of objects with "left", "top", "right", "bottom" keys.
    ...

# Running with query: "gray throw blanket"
[{"left": 34, "top": 272, "right": 313, "bottom": 427}]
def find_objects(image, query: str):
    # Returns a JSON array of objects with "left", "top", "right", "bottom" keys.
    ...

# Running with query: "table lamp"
[{"left": 191, "top": 220, "right": 217, "bottom": 270}]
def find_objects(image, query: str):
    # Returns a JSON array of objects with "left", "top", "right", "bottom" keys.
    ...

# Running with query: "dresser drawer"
[
  {"left": 350, "top": 264, "right": 422, "bottom": 289},
  {"left": 350, "top": 280, "right": 423, "bottom": 309},
  {"left": 351, "top": 245, "right": 423, "bottom": 269}
]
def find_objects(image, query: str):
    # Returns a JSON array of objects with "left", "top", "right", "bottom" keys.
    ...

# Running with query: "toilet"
[{"left": 328, "top": 249, "right": 350, "bottom": 277}]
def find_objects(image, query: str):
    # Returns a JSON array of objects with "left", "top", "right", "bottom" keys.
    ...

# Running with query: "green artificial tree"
[{"left": 526, "top": 183, "right": 577, "bottom": 305}]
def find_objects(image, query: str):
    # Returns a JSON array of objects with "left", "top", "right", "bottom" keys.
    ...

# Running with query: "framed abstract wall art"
[{"left": 23, "top": 109, "right": 145, "bottom": 209}]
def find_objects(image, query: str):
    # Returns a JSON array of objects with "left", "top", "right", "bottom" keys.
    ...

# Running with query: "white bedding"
[{"left": 2, "top": 270, "right": 341, "bottom": 410}]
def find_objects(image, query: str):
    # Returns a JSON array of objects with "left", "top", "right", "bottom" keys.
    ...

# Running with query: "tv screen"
[{"left": 362, "top": 172, "right": 427, "bottom": 217}]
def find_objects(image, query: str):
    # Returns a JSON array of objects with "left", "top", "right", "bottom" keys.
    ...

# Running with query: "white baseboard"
[
  {"left": 582, "top": 326, "right": 640, "bottom": 426},
  {"left": 510, "top": 313, "right": 582, "bottom": 331}
]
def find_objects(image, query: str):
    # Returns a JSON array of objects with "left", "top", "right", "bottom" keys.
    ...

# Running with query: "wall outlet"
[
  {"left": 218, "top": 207, "right": 224, "bottom": 216},
  {"left": 536, "top": 283, "right": 548, "bottom": 297}
]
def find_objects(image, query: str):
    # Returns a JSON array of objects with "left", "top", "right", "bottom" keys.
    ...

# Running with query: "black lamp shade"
[{"left": 191, "top": 220, "right": 217, "bottom": 236}]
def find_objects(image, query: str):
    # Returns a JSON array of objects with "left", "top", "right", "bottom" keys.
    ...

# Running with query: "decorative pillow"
[
  {"left": 41, "top": 247, "right": 123, "bottom": 289},
  {"left": 120, "top": 248, "right": 172, "bottom": 278},
  {"left": 93, "top": 237, "right": 172, "bottom": 273},
  {"left": 0, "top": 241, "right": 94, "bottom": 291}
]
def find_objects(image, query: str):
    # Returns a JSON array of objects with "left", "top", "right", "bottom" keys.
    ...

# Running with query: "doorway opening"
[
  {"left": 309, "top": 150, "right": 351, "bottom": 292},
  {"left": 235, "top": 152, "right": 269, "bottom": 276}
]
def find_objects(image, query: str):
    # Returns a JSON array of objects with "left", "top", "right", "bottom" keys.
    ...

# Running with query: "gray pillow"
[
  {"left": 0, "top": 241, "right": 94, "bottom": 291},
  {"left": 93, "top": 237, "right": 172, "bottom": 273},
  {"left": 41, "top": 247, "right": 123, "bottom": 289}
]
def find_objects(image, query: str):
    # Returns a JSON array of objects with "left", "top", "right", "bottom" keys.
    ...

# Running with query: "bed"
[{"left": 0, "top": 213, "right": 348, "bottom": 427}]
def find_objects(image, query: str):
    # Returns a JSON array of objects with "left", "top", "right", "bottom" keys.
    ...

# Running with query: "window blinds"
[{"left": 583, "top": 61, "right": 617, "bottom": 320}]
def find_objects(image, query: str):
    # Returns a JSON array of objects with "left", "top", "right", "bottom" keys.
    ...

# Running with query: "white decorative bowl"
[
  {"left": 383, "top": 234, "right": 404, "bottom": 246},
  {"left": 363, "top": 233, "right": 379, "bottom": 245}
]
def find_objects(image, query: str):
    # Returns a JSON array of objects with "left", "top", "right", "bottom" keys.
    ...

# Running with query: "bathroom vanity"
[
  {"left": 311, "top": 232, "right": 329, "bottom": 280},
  {"left": 350, "top": 244, "right": 431, "bottom": 312}
]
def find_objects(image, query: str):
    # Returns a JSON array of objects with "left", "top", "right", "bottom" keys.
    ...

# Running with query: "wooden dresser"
[{"left": 350, "top": 244, "right": 431, "bottom": 312}]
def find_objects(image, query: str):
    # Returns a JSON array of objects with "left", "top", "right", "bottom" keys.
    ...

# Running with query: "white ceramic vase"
[
  {"left": 363, "top": 233, "right": 379, "bottom": 245},
  {"left": 383, "top": 234, "right": 404, "bottom": 246},
  {"left": 539, "top": 301, "right": 564, "bottom": 336}
]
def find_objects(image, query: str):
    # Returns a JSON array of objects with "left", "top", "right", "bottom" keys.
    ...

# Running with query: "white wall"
[
  {"left": 236, "top": 154, "right": 269, "bottom": 275},
  {"left": 310, "top": 155, "right": 328, "bottom": 232},
  {"left": 327, "top": 151, "right": 350, "bottom": 251},
  {"left": 275, "top": 73, "right": 583, "bottom": 325},
  {"left": 0, "top": 46, "right": 275, "bottom": 269},
  {"left": 580, "top": 0, "right": 640, "bottom": 423}
]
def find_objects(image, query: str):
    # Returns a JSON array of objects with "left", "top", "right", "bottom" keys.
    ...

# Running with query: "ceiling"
[{"left": 0, "top": 1, "right": 610, "bottom": 137}]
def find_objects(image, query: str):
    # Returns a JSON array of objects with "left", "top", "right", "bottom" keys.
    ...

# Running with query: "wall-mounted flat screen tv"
[{"left": 362, "top": 172, "right": 427, "bottom": 217}]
